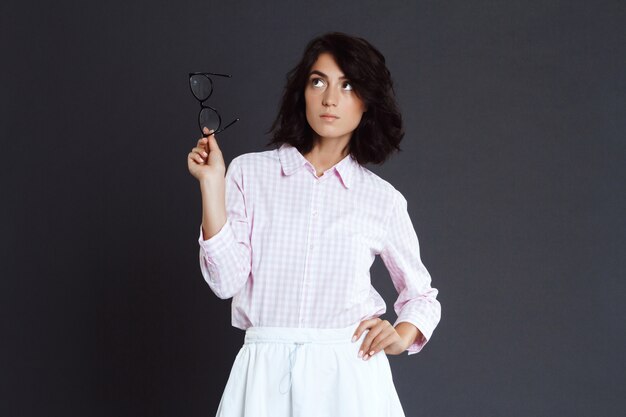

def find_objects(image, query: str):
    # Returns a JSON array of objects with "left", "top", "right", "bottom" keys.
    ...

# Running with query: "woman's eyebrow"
[{"left": 308, "top": 70, "right": 347, "bottom": 80}]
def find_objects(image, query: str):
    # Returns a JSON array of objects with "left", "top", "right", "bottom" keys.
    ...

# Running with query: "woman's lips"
[{"left": 320, "top": 115, "right": 339, "bottom": 121}]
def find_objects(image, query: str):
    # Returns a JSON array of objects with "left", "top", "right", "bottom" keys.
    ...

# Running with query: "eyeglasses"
[{"left": 188, "top": 72, "right": 240, "bottom": 137}]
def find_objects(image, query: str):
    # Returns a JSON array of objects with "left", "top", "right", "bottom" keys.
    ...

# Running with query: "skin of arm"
[
  {"left": 200, "top": 177, "right": 227, "bottom": 240},
  {"left": 394, "top": 321, "right": 420, "bottom": 350}
]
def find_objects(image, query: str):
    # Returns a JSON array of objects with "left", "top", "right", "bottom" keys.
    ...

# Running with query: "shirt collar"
[{"left": 277, "top": 143, "right": 358, "bottom": 189}]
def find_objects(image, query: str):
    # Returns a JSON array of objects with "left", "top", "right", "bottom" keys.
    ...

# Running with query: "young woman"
[{"left": 187, "top": 32, "right": 441, "bottom": 417}]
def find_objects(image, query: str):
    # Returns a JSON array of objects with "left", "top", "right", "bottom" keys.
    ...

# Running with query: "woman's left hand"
[{"left": 352, "top": 318, "right": 412, "bottom": 360}]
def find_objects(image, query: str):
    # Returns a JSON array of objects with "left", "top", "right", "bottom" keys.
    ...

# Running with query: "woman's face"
[{"left": 304, "top": 52, "right": 367, "bottom": 144}]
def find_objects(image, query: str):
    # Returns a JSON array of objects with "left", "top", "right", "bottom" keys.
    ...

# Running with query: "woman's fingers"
[
  {"left": 366, "top": 327, "right": 396, "bottom": 357},
  {"left": 192, "top": 146, "right": 208, "bottom": 158},
  {"left": 196, "top": 128, "right": 220, "bottom": 159},
  {"left": 352, "top": 318, "right": 381, "bottom": 344},
  {"left": 191, "top": 132, "right": 210, "bottom": 164},
  {"left": 204, "top": 129, "right": 222, "bottom": 153},
  {"left": 190, "top": 128, "right": 225, "bottom": 176},
  {"left": 355, "top": 319, "right": 395, "bottom": 360},
  {"left": 188, "top": 151, "right": 204, "bottom": 164}
]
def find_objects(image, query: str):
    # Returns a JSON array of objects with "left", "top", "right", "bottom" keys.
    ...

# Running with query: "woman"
[{"left": 187, "top": 32, "right": 441, "bottom": 417}]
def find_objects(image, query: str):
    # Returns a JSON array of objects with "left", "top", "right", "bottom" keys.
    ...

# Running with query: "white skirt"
[{"left": 215, "top": 321, "right": 406, "bottom": 417}]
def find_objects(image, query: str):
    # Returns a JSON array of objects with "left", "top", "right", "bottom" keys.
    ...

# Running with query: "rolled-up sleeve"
[
  {"left": 379, "top": 190, "right": 441, "bottom": 355},
  {"left": 198, "top": 156, "right": 251, "bottom": 299}
]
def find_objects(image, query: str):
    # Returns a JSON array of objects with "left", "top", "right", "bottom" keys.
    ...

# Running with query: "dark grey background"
[{"left": 2, "top": 0, "right": 624, "bottom": 416}]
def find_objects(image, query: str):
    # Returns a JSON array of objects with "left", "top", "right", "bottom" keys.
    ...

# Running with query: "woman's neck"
[{"left": 303, "top": 136, "right": 350, "bottom": 175}]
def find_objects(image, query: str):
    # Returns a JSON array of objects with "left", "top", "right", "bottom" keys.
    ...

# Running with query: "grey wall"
[{"left": 2, "top": 1, "right": 624, "bottom": 416}]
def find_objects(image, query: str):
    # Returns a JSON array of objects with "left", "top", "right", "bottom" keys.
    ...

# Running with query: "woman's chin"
[{"left": 310, "top": 127, "right": 350, "bottom": 141}]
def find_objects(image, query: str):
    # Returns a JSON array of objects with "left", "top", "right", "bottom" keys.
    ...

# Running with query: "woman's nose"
[{"left": 322, "top": 87, "right": 338, "bottom": 106}]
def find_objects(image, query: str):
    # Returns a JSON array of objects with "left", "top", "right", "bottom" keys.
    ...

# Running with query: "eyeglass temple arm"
[
  {"left": 218, "top": 118, "right": 240, "bottom": 132},
  {"left": 189, "top": 72, "right": 232, "bottom": 78},
  {"left": 204, "top": 118, "right": 240, "bottom": 137}
]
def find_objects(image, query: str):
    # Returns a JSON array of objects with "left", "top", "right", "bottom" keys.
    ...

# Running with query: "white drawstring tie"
[{"left": 279, "top": 342, "right": 309, "bottom": 394}]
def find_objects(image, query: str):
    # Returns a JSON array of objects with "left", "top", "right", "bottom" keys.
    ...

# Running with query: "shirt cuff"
[
  {"left": 394, "top": 317, "right": 433, "bottom": 355},
  {"left": 198, "top": 221, "right": 235, "bottom": 262}
]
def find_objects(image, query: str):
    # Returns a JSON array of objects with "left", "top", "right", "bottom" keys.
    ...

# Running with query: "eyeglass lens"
[
  {"left": 199, "top": 107, "right": 221, "bottom": 132},
  {"left": 190, "top": 75, "right": 212, "bottom": 101}
]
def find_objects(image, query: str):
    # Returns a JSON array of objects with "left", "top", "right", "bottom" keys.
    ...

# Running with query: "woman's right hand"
[{"left": 188, "top": 127, "right": 226, "bottom": 182}]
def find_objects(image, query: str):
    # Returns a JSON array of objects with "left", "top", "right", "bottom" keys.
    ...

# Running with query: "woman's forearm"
[{"left": 200, "top": 177, "right": 227, "bottom": 241}]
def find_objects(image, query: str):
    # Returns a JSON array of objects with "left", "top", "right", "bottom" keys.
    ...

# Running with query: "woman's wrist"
[
  {"left": 394, "top": 322, "right": 420, "bottom": 350},
  {"left": 199, "top": 175, "right": 224, "bottom": 189}
]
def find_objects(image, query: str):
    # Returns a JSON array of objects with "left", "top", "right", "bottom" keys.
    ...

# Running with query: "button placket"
[
  {"left": 298, "top": 179, "right": 318, "bottom": 326},
  {"left": 310, "top": 178, "right": 319, "bottom": 249}
]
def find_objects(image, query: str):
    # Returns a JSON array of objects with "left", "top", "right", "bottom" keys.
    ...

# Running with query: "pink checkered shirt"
[{"left": 198, "top": 143, "right": 441, "bottom": 354}]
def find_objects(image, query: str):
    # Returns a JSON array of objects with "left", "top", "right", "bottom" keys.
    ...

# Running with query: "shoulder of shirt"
[
  {"left": 357, "top": 165, "right": 405, "bottom": 204},
  {"left": 232, "top": 147, "right": 279, "bottom": 164},
  {"left": 227, "top": 148, "right": 279, "bottom": 170}
]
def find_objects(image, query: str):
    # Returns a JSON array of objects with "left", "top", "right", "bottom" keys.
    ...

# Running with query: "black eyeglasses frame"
[{"left": 188, "top": 71, "right": 240, "bottom": 137}]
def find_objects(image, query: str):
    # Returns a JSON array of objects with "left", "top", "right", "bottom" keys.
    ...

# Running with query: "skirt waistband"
[{"left": 244, "top": 322, "right": 360, "bottom": 345}]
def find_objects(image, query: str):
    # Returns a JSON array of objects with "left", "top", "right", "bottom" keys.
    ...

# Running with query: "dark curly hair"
[{"left": 265, "top": 32, "right": 404, "bottom": 165}]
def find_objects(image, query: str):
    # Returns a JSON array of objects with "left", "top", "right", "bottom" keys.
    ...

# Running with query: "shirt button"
[{"left": 312, "top": 211, "right": 317, "bottom": 217}]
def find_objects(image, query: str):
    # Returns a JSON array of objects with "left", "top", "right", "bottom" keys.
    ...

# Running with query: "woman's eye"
[
  {"left": 311, "top": 78, "right": 325, "bottom": 88},
  {"left": 343, "top": 81, "right": 353, "bottom": 91}
]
